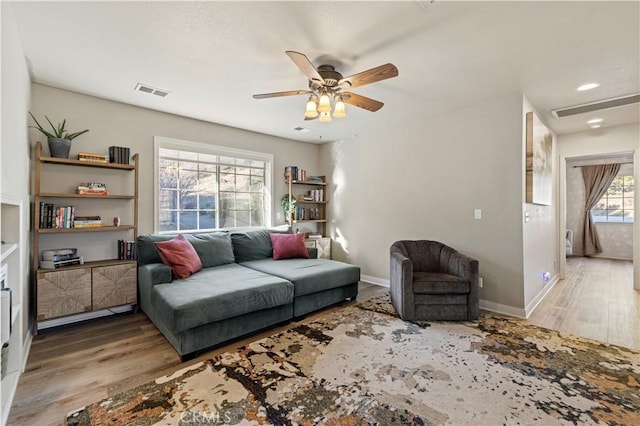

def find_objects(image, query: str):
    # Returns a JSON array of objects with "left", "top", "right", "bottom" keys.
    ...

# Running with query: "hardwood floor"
[
  {"left": 7, "top": 282, "right": 387, "bottom": 426},
  {"left": 527, "top": 256, "right": 639, "bottom": 350}
]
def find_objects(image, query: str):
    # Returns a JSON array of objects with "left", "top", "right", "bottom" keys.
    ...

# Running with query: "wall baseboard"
[
  {"left": 524, "top": 275, "right": 559, "bottom": 318},
  {"left": 37, "top": 305, "right": 133, "bottom": 330},
  {"left": 479, "top": 299, "right": 526, "bottom": 319},
  {"left": 360, "top": 275, "right": 389, "bottom": 287}
]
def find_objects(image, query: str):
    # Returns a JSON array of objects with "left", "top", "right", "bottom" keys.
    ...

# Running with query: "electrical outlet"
[{"left": 479, "top": 277, "right": 483, "bottom": 288}]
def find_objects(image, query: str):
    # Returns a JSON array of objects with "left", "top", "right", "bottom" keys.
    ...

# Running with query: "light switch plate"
[{"left": 474, "top": 209, "right": 482, "bottom": 220}]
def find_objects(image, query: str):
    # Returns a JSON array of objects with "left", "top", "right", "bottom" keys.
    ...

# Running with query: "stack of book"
[
  {"left": 109, "top": 146, "right": 131, "bottom": 165},
  {"left": 73, "top": 216, "right": 102, "bottom": 228},
  {"left": 40, "top": 248, "right": 84, "bottom": 269},
  {"left": 118, "top": 240, "right": 136, "bottom": 260},
  {"left": 284, "top": 166, "right": 307, "bottom": 182},
  {"left": 308, "top": 175, "right": 324, "bottom": 183},
  {"left": 77, "top": 152, "right": 107, "bottom": 163},
  {"left": 54, "top": 206, "right": 76, "bottom": 229},
  {"left": 76, "top": 182, "right": 107, "bottom": 195},
  {"left": 38, "top": 202, "right": 56, "bottom": 228}
]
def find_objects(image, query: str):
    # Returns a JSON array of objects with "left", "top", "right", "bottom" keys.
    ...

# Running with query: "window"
[
  {"left": 155, "top": 137, "right": 272, "bottom": 233},
  {"left": 591, "top": 174, "right": 634, "bottom": 223}
]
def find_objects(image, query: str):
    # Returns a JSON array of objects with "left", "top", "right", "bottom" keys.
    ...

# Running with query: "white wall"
[
  {"left": 1, "top": 2, "right": 32, "bottom": 341},
  {"left": 521, "top": 97, "right": 558, "bottom": 313},
  {"left": 320, "top": 94, "right": 527, "bottom": 310},
  {"left": 30, "top": 84, "right": 320, "bottom": 259}
]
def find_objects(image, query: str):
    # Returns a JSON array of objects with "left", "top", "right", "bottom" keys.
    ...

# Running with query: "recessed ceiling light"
[
  {"left": 577, "top": 83, "right": 600, "bottom": 91},
  {"left": 590, "top": 124, "right": 601, "bottom": 129},
  {"left": 587, "top": 118, "right": 603, "bottom": 124}
]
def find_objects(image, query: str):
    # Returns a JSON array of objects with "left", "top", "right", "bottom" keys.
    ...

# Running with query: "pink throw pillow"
[
  {"left": 154, "top": 234, "right": 202, "bottom": 279},
  {"left": 270, "top": 233, "right": 309, "bottom": 260}
]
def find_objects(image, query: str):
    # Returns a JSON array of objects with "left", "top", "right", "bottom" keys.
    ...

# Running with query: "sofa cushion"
[
  {"left": 186, "top": 233, "right": 235, "bottom": 268},
  {"left": 231, "top": 228, "right": 290, "bottom": 262},
  {"left": 137, "top": 234, "right": 177, "bottom": 265},
  {"left": 241, "top": 258, "right": 360, "bottom": 297},
  {"left": 413, "top": 272, "right": 470, "bottom": 294},
  {"left": 155, "top": 234, "right": 203, "bottom": 279},
  {"left": 151, "top": 263, "right": 294, "bottom": 332},
  {"left": 270, "top": 233, "right": 309, "bottom": 260}
]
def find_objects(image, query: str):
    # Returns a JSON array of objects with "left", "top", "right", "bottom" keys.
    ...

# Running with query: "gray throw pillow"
[
  {"left": 231, "top": 228, "right": 291, "bottom": 262},
  {"left": 187, "top": 232, "right": 235, "bottom": 268}
]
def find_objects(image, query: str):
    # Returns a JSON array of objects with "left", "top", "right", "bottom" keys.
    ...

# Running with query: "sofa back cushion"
[
  {"left": 137, "top": 232, "right": 234, "bottom": 267},
  {"left": 155, "top": 234, "right": 203, "bottom": 279},
  {"left": 186, "top": 233, "right": 235, "bottom": 268},
  {"left": 231, "top": 228, "right": 290, "bottom": 262},
  {"left": 137, "top": 234, "right": 177, "bottom": 265}
]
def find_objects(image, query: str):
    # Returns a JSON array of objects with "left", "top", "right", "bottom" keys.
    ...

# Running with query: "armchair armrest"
[
  {"left": 390, "top": 249, "right": 415, "bottom": 320},
  {"left": 445, "top": 251, "right": 479, "bottom": 319}
]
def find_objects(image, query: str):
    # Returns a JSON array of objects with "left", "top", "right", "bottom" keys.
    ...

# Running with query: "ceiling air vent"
[
  {"left": 134, "top": 83, "right": 171, "bottom": 98},
  {"left": 293, "top": 127, "right": 310, "bottom": 133},
  {"left": 551, "top": 93, "right": 640, "bottom": 118}
]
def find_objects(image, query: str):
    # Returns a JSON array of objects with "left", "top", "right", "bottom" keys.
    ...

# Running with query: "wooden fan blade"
[
  {"left": 342, "top": 92, "right": 384, "bottom": 112},
  {"left": 285, "top": 51, "right": 325, "bottom": 84},
  {"left": 253, "top": 90, "right": 310, "bottom": 99},
  {"left": 304, "top": 114, "right": 318, "bottom": 121},
  {"left": 338, "top": 63, "right": 398, "bottom": 89}
]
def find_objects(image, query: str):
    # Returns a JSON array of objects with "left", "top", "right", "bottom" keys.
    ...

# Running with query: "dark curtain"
[{"left": 581, "top": 163, "right": 621, "bottom": 256}]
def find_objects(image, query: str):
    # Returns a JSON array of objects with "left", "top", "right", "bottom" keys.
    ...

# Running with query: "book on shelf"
[
  {"left": 109, "top": 146, "right": 131, "bottom": 165},
  {"left": 78, "top": 152, "right": 108, "bottom": 163},
  {"left": 118, "top": 239, "right": 136, "bottom": 260},
  {"left": 73, "top": 215, "right": 102, "bottom": 228},
  {"left": 39, "top": 256, "right": 84, "bottom": 269},
  {"left": 41, "top": 247, "right": 78, "bottom": 261},
  {"left": 76, "top": 182, "right": 108, "bottom": 195}
]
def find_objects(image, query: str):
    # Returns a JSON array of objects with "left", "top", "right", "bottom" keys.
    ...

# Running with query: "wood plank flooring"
[
  {"left": 527, "top": 256, "right": 639, "bottom": 350},
  {"left": 7, "top": 282, "right": 387, "bottom": 426}
]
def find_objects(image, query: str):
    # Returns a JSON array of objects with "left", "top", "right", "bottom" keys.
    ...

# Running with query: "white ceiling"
[{"left": 9, "top": 1, "right": 640, "bottom": 144}]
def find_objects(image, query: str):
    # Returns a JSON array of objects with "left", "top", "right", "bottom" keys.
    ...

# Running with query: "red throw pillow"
[
  {"left": 154, "top": 234, "right": 202, "bottom": 279},
  {"left": 270, "top": 233, "right": 309, "bottom": 260}
]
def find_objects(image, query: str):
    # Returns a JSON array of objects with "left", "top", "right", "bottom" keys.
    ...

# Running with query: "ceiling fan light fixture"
[
  {"left": 319, "top": 111, "right": 332, "bottom": 123},
  {"left": 318, "top": 92, "right": 332, "bottom": 113},
  {"left": 305, "top": 98, "right": 319, "bottom": 118},
  {"left": 333, "top": 98, "right": 346, "bottom": 118}
]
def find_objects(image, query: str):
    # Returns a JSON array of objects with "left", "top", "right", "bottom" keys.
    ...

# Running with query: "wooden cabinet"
[
  {"left": 32, "top": 142, "right": 138, "bottom": 331},
  {"left": 36, "top": 261, "right": 136, "bottom": 320}
]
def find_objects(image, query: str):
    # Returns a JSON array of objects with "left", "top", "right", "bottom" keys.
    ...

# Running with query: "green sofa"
[{"left": 137, "top": 229, "right": 360, "bottom": 360}]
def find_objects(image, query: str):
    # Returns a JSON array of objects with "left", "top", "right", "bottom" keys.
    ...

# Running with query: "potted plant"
[
  {"left": 281, "top": 194, "right": 296, "bottom": 223},
  {"left": 29, "top": 112, "right": 89, "bottom": 158}
]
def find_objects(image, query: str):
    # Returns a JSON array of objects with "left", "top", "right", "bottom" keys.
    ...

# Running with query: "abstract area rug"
[{"left": 66, "top": 296, "right": 640, "bottom": 425}]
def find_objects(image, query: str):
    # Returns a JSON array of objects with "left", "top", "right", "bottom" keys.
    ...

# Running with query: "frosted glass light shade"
[
  {"left": 319, "top": 111, "right": 332, "bottom": 122},
  {"left": 333, "top": 100, "right": 346, "bottom": 118},
  {"left": 305, "top": 100, "right": 318, "bottom": 118},
  {"left": 318, "top": 93, "right": 331, "bottom": 113}
]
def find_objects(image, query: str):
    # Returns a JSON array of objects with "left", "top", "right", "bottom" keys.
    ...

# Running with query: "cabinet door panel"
[
  {"left": 317, "top": 238, "right": 331, "bottom": 259},
  {"left": 37, "top": 268, "right": 92, "bottom": 320},
  {"left": 92, "top": 263, "right": 137, "bottom": 310}
]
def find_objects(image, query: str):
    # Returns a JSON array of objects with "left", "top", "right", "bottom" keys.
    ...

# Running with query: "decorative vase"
[{"left": 48, "top": 137, "right": 72, "bottom": 158}]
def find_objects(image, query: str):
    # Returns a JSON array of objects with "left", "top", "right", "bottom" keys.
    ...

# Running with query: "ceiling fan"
[{"left": 253, "top": 51, "right": 399, "bottom": 122}]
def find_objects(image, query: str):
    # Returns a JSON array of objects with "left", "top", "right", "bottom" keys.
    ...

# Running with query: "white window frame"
[
  {"left": 591, "top": 172, "right": 634, "bottom": 224},
  {"left": 153, "top": 136, "right": 273, "bottom": 233}
]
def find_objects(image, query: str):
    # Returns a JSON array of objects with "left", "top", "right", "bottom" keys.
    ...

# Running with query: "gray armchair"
[{"left": 390, "top": 240, "right": 479, "bottom": 321}]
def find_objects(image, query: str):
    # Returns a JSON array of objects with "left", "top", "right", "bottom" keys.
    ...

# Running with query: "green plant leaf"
[
  {"left": 65, "top": 129, "right": 90, "bottom": 140},
  {"left": 44, "top": 116, "right": 63, "bottom": 138}
]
